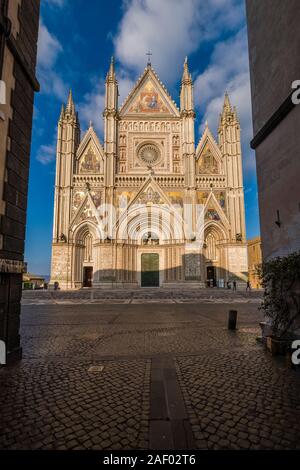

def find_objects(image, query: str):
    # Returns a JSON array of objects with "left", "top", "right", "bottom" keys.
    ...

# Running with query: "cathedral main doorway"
[
  {"left": 206, "top": 266, "right": 216, "bottom": 287},
  {"left": 141, "top": 253, "right": 159, "bottom": 287},
  {"left": 83, "top": 266, "right": 93, "bottom": 287}
]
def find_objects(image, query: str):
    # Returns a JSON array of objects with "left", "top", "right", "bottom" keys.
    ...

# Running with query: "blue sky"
[{"left": 25, "top": 0, "right": 260, "bottom": 275}]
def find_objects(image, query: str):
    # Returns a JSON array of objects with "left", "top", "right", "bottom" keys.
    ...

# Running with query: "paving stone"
[{"left": 1, "top": 300, "right": 299, "bottom": 450}]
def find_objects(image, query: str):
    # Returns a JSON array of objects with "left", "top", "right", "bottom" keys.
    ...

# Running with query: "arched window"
[
  {"left": 206, "top": 232, "right": 217, "bottom": 261},
  {"left": 83, "top": 233, "right": 93, "bottom": 262}
]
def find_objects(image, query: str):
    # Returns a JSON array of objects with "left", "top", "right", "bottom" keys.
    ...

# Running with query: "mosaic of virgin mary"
[{"left": 129, "top": 82, "right": 169, "bottom": 113}]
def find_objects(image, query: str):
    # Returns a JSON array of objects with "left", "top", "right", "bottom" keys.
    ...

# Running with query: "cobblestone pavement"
[
  {"left": 1, "top": 300, "right": 300, "bottom": 450},
  {"left": 22, "top": 288, "right": 263, "bottom": 305}
]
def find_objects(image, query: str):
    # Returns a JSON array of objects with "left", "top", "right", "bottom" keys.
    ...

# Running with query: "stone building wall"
[
  {"left": 246, "top": 0, "right": 300, "bottom": 260},
  {"left": 0, "top": 0, "right": 40, "bottom": 362}
]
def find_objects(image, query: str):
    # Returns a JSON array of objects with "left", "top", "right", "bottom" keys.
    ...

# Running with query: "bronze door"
[
  {"left": 83, "top": 266, "right": 93, "bottom": 287},
  {"left": 141, "top": 253, "right": 159, "bottom": 287},
  {"left": 206, "top": 266, "right": 216, "bottom": 287}
]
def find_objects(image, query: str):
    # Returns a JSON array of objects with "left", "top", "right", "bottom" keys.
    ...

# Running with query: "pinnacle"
[
  {"left": 107, "top": 56, "right": 116, "bottom": 80},
  {"left": 223, "top": 91, "right": 232, "bottom": 112},
  {"left": 182, "top": 56, "right": 192, "bottom": 83},
  {"left": 65, "top": 89, "right": 75, "bottom": 115},
  {"left": 59, "top": 103, "right": 65, "bottom": 120}
]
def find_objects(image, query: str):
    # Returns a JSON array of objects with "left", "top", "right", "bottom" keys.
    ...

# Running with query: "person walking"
[
  {"left": 232, "top": 280, "right": 237, "bottom": 291},
  {"left": 246, "top": 280, "right": 251, "bottom": 292}
]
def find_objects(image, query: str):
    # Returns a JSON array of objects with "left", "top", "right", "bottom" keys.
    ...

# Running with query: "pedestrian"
[
  {"left": 232, "top": 280, "right": 237, "bottom": 291},
  {"left": 227, "top": 280, "right": 231, "bottom": 289},
  {"left": 246, "top": 280, "right": 251, "bottom": 292}
]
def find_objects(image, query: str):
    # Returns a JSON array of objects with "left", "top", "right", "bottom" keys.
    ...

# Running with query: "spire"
[
  {"left": 106, "top": 56, "right": 116, "bottom": 81},
  {"left": 218, "top": 92, "right": 241, "bottom": 150},
  {"left": 59, "top": 103, "right": 65, "bottom": 121},
  {"left": 65, "top": 89, "right": 75, "bottom": 115},
  {"left": 180, "top": 56, "right": 194, "bottom": 113},
  {"left": 182, "top": 56, "right": 192, "bottom": 84},
  {"left": 223, "top": 91, "right": 232, "bottom": 112}
]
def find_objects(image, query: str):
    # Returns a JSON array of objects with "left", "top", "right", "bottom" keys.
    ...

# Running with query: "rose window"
[{"left": 139, "top": 143, "right": 160, "bottom": 165}]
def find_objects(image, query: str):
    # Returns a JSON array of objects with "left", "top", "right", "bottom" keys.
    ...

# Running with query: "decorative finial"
[
  {"left": 89, "top": 120, "right": 93, "bottom": 128},
  {"left": 66, "top": 89, "right": 75, "bottom": 114},
  {"left": 59, "top": 103, "right": 65, "bottom": 121},
  {"left": 223, "top": 90, "right": 232, "bottom": 111},
  {"left": 146, "top": 51, "right": 152, "bottom": 66},
  {"left": 107, "top": 56, "right": 116, "bottom": 80},
  {"left": 182, "top": 56, "right": 191, "bottom": 83}
]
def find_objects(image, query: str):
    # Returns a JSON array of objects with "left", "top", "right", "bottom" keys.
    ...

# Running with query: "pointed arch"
[
  {"left": 70, "top": 192, "right": 106, "bottom": 240},
  {"left": 73, "top": 220, "right": 98, "bottom": 243},
  {"left": 72, "top": 221, "right": 98, "bottom": 286},
  {"left": 202, "top": 222, "right": 228, "bottom": 266}
]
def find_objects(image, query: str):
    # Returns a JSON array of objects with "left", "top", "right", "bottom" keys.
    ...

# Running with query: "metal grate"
[{"left": 88, "top": 365, "right": 104, "bottom": 373}]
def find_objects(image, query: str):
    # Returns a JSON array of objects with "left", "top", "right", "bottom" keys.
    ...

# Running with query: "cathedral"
[{"left": 50, "top": 57, "right": 248, "bottom": 289}]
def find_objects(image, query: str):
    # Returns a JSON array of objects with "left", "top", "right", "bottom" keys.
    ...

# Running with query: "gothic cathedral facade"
[{"left": 50, "top": 58, "right": 248, "bottom": 289}]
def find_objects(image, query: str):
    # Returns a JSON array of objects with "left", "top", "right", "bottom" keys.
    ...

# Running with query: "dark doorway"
[
  {"left": 141, "top": 253, "right": 159, "bottom": 287},
  {"left": 83, "top": 266, "right": 93, "bottom": 287},
  {"left": 206, "top": 266, "right": 216, "bottom": 287}
]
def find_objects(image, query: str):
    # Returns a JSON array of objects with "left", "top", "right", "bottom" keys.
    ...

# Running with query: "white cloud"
[
  {"left": 78, "top": 73, "right": 135, "bottom": 137},
  {"left": 37, "top": 21, "right": 62, "bottom": 69},
  {"left": 36, "top": 142, "right": 56, "bottom": 165},
  {"left": 114, "top": 0, "right": 244, "bottom": 83},
  {"left": 38, "top": 69, "right": 68, "bottom": 101},
  {"left": 117, "top": 71, "right": 136, "bottom": 108},
  {"left": 78, "top": 81, "right": 105, "bottom": 136},
  {"left": 37, "top": 20, "right": 68, "bottom": 100},
  {"left": 194, "top": 28, "right": 255, "bottom": 175},
  {"left": 44, "top": 0, "right": 67, "bottom": 7}
]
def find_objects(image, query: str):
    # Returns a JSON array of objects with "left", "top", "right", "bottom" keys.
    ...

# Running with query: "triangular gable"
[
  {"left": 196, "top": 125, "right": 222, "bottom": 162},
  {"left": 76, "top": 126, "right": 104, "bottom": 161},
  {"left": 115, "top": 175, "right": 185, "bottom": 240},
  {"left": 70, "top": 191, "right": 105, "bottom": 235},
  {"left": 119, "top": 67, "right": 180, "bottom": 117},
  {"left": 203, "top": 191, "right": 230, "bottom": 229},
  {"left": 127, "top": 175, "right": 175, "bottom": 208},
  {"left": 196, "top": 125, "right": 223, "bottom": 175},
  {"left": 76, "top": 127, "right": 104, "bottom": 174}
]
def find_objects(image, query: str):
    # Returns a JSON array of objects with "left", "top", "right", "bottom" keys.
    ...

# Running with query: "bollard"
[{"left": 228, "top": 309, "right": 237, "bottom": 330}]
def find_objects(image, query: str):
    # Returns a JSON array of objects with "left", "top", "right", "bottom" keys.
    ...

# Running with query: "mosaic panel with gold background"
[{"left": 129, "top": 80, "right": 170, "bottom": 114}]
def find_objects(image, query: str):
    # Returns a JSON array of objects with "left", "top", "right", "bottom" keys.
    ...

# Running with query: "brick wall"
[{"left": 0, "top": 0, "right": 40, "bottom": 362}]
